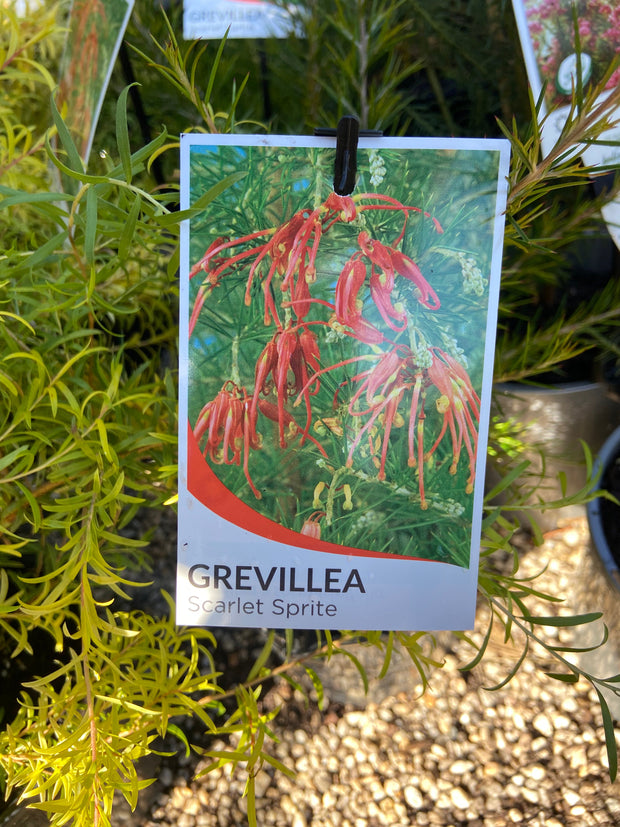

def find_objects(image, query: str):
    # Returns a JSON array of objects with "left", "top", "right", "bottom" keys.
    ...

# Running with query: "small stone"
[
  {"left": 450, "top": 759, "right": 474, "bottom": 775},
  {"left": 404, "top": 785, "right": 424, "bottom": 809},
  {"left": 569, "top": 746, "right": 588, "bottom": 769},
  {"left": 523, "top": 763, "right": 545, "bottom": 782},
  {"left": 184, "top": 798, "right": 202, "bottom": 815},
  {"left": 450, "top": 787, "right": 471, "bottom": 809},
  {"left": 482, "top": 761, "right": 503, "bottom": 778},
  {"left": 532, "top": 713, "right": 553, "bottom": 738},
  {"left": 564, "top": 790, "right": 580, "bottom": 807},
  {"left": 435, "top": 791, "right": 452, "bottom": 809}
]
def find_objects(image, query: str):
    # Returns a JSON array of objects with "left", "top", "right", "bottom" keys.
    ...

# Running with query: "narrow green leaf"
[
  {"left": 204, "top": 30, "right": 228, "bottom": 104},
  {"left": 0, "top": 190, "right": 69, "bottom": 209},
  {"left": 284, "top": 628, "right": 295, "bottom": 658},
  {"left": 8, "top": 229, "right": 67, "bottom": 275},
  {"left": 167, "top": 244, "right": 180, "bottom": 280},
  {"left": 0, "top": 445, "right": 30, "bottom": 473},
  {"left": 548, "top": 624, "right": 609, "bottom": 653},
  {"left": 246, "top": 629, "right": 275, "bottom": 681},
  {"left": 260, "top": 751, "right": 296, "bottom": 779},
  {"left": 166, "top": 723, "right": 191, "bottom": 758},
  {"left": 460, "top": 612, "right": 493, "bottom": 671},
  {"left": 50, "top": 90, "right": 84, "bottom": 173},
  {"left": 338, "top": 646, "right": 369, "bottom": 694},
  {"left": 595, "top": 689, "right": 618, "bottom": 782},
  {"left": 521, "top": 612, "right": 603, "bottom": 627},
  {"left": 246, "top": 775, "right": 258, "bottom": 827},
  {"left": 118, "top": 193, "right": 142, "bottom": 261},
  {"left": 378, "top": 631, "right": 394, "bottom": 679},
  {"left": 279, "top": 672, "right": 307, "bottom": 700},
  {"left": 107, "top": 128, "right": 169, "bottom": 180},
  {"left": 45, "top": 131, "right": 111, "bottom": 184},
  {"left": 84, "top": 185, "right": 98, "bottom": 264},
  {"left": 116, "top": 84, "right": 135, "bottom": 183},
  {"left": 304, "top": 665, "right": 325, "bottom": 709},
  {"left": 545, "top": 671, "right": 579, "bottom": 683},
  {"left": 156, "top": 171, "right": 247, "bottom": 227},
  {"left": 486, "top": 637, "right": 529, "bottom": 691},
  {"left": 556, "top": 471, "right": 570, "bottom": 502},
  {"left": 13, "top": 480, "right": 43, "bottom": 532},
  {"left": 484, "top": 459, "right": 531, "bottom": 503}
]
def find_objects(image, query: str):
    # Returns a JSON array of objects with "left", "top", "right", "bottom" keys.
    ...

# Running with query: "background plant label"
[
  {"left": 56, "top": 0, "right": 135, "bottom": 163},
  {"left": 512, "top": 0, "right": 620, "bottom": 249},
  {"left": 183, "top": 0, "right": 299, "bottom": 40},
  {"left": 177, "top": 134, "right": 510, "bottom": 630}
]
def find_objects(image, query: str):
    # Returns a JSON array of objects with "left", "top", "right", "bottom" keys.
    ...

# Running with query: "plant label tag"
[
  {"left": 183, "top": 0, "right": 300, "bottom": 40},
  {"left": 177, "top": 134, "right": 510, "bottom": 630},
  {"left": 56, "top": 0, "right": 135, "bottom": 163},
  {"left": 512, "top": 0, "right": 620, "bottom": 249}
]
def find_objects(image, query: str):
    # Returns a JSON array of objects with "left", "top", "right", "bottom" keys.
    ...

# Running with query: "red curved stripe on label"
[{"left": 187, "top": 421, "right": 425, "bottom": 560}]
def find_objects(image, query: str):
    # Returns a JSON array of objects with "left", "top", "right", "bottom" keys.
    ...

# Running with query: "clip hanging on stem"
[{"left": 333, "top": 115, "right": 360, "bottom": 196}]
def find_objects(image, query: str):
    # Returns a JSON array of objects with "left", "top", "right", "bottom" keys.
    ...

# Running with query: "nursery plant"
[{"left": 1, "top": 2, "right": 620, "bottom": 826}]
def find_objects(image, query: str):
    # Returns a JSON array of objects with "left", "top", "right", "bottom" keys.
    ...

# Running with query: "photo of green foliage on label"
[{"left": 187, "top": 143, "right": 502, "bottom": 565}]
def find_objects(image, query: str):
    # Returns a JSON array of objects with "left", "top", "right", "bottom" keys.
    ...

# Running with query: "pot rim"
[
  {"left": 587, "top": 424, "right": 620, "bottom": 592},
  {"left": 494, "top": 380, "right": 605, "bottom": 396}
]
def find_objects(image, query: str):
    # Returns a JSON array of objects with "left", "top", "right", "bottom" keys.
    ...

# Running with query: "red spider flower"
[
  {"left": 300, "top": 510, "right": 325, "bottom": 539},
  {"left": 357, "top": 231, "right": 440, "bottom": 313},
  {"left": 189, "top": 232, "right": 274, "bottom": 335},
  {"left": 251, "top": 323, "right": 322, "bottom": 449},
  {"left": 341, "top": 347, "right": 413, "bottom": 481},
  {"left": 256, "top": 397, "right": 327, "bottom": 458},
  {"left": 193, "top": 381, "right": 262, "bottom": 499},
  {"left": 332, "top": 256, "right": 386, "bottom": 343},
  {"left": 425, "top": 348, "right": 481, "bottom": 493},
  {"left": 332, "top": 230, "right": 440, "bottom": 343},
  {"left": 355, "top": 192, "right": 444, "bottom": 240}
]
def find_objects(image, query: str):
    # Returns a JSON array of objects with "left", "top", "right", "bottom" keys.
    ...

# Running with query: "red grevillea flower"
[
  {"left": 189, "top": 194, "right": 358, "bottom": 333},
  {"left": 298, "top": 340, "right": 480, "bottom": 509},
  {"left": 332, "top": 230, "right": 440, "bottom": 343},
  {"left": 342, "top": 347, "right": 412, "bottom": 481},
  {"left": 256, "top": 397, "right": 327, "bottom": 458},
  {"left": 193, "top": 381, "right": 262, "bottom": 499},
  {"left": 357, "top": 231, "right": 440, "bottom": 313},
  {"left": 300, "top": 510, "right": 325, "bottom": 539},
  {"left": 425, "top": 348, "right": 481, "bottom": 493},
  {"left": 251, "top": 323, "right": 321, "bottom": 448},
  {"left": 332, "top": 257, "right": 385, "bottom": 344}
]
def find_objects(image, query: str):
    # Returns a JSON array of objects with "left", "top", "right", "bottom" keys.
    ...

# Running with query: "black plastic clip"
[
  {"left": 314, "top": 117, "right": 383, "bottom": 196},
  {"left": 333, "top": 115, "right": 360, "bottom": 196}
]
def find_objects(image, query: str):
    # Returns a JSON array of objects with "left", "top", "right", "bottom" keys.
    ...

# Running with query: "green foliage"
[
  {"left": 1, "top": 2, "right": 620, "bottom": 825},
  {"left": 496, "top": 76, "right": 620, "bottom": 382}
]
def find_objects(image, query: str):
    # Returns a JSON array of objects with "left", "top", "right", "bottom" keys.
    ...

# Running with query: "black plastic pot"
[
  {"left": 573, "top": 426, "right": 620, "bottom": 720},
  {"left": 587, "top": 425, "right": 620, "bottom": 591}
]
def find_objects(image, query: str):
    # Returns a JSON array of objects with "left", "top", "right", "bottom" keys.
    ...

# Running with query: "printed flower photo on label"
[{"left": 185, "top": 141, "right": 502, "bottom": 566}]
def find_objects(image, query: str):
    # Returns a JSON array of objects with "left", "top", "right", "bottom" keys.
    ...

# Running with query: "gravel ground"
[{"left": 107, "top": 512, "right": 620, "bottom": 827}]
